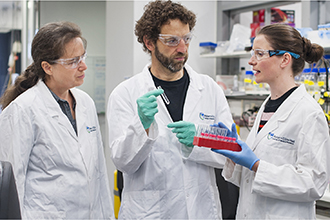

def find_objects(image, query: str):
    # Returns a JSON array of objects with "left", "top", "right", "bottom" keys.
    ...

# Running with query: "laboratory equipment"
[
  {"left": 193, "top": 125, "right": 241, "bottom": 151},
  {"left": 244, "top": 70, "right": 254, "bottom": 91},
  {"left": 157, "top": 86, "right": 170, "bottom": 105},
  {"left": 199, "top": 42, "right": 217, "bottom": 54}
]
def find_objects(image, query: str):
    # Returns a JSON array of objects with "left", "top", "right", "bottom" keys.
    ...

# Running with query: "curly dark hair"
[{"left": 135, "top": 0, "right": 196, "bottom": 54}]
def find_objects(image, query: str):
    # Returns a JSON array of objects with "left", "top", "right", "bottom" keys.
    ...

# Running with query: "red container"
[{"left": 193, "top": 136, "right": 241, "bottom": 151}]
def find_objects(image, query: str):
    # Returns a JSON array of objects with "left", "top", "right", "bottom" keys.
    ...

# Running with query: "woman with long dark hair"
[{"left": 0, "top": 21, "right": 114, "bottom": 219}]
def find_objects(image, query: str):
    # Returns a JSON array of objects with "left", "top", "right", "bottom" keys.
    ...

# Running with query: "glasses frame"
[
  {"left": 251, "top": 49, "right": 300, "bottom": 61},
  {"left": 158, "top": 32, "right": 193, "bottom": 47},
  {"left": 51, "top": 52, "right": 87, "bottom": 69}
]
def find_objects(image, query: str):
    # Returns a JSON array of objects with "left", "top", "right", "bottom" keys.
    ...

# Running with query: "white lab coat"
[
  {"left": 0, "top": 80, "right": 114, "bottom": 219},
  {"left": 107, "top": 64, "right": 234, "bottom": 219},
  {"left": 223, "top": 84, "right": 330, "bottom": 219}
]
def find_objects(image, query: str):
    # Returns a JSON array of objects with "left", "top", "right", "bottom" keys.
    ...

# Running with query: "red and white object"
[{"left": 193, "top": 125, "right": 241, "bottom": 151}]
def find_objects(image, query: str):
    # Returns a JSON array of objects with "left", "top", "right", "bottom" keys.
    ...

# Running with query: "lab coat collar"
[
  {"left": 181, "top": 64, "right": 204, "bottom": 121},
  {"left": 252, "top": 84, "right": 305, "bottom": 150},
  {"left": 70, "top": 88, "right": 87, "bottom": 137},
  {"left": 36, "top": 80, "right": 79, "bottom": 141}
]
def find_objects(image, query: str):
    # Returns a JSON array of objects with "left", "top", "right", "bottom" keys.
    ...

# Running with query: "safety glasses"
[
  {"left": 158, "top": 32, "right": 193, "bottom": 47},
  {"left": 250, "top": 49, "right": 300, "bottom": 61},
  {"left": 51, "top": 52, "right": 87, "bottom": 69}
]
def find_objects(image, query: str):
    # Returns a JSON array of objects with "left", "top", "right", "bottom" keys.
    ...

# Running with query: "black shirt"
[
  {"left": 258, "top": 86, "right": 298, "bottom": 132},
  {"left": 150, "top": 68, "right": 190, "bottom": 122}
]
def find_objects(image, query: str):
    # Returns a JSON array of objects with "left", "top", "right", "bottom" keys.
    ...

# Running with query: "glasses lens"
[
  {"left": 251, "top": 49, "right": 270, "bottom": 61},
  {"left": 66, "top": 57, "right": 80, "bottom": 69},
  {"left": 59, "top": 53, "right": 87, "bottom": 69},
  {"left": 165, "top": 37, "right": 180, "bottom": 46},
  {"left": 183, "top": 33, "right": 193, "bottom": 44},
  {"left": 159, "top": 33, "right": 192, "bottom": 47},
  {"left": 251, "top": 50, "right": 260, "bottom": 60}
]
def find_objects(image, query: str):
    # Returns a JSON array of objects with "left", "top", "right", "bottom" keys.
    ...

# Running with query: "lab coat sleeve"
[
  {"left": 107, "top": 84, "right": 157, "bottom": 175},
  {"left": 222, "top": 158, "right": 242, "bottom": 187},
  {"left": 184, "top": 146, "right": 226, "bottom": 169},
  {"left": 252, "top": 111, "right": 330, "bottom": 202},
  {"left": 0, "top": 103, "right": 34, "bottom": 211}
]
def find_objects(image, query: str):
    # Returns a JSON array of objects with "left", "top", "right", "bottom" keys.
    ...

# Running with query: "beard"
[{"left": 154, "top": 45, "right": 188, "bottom": 73}]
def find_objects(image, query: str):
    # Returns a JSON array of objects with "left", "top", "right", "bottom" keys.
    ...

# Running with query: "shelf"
[
  {"left": 225, "top": 91, "right": 269, "bottom": 101},
  {"left": 220, "top": 0, "right": 301, "bottom": 14},
  {"left": 201, "top": 47, "right": 330, "bottom": 59},
  {"left": 200, "top": 50, "right": 250, "bottom": 59}
]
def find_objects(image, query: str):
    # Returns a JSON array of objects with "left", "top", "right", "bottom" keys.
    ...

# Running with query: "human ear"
[
  {"left": 41, "top": 61, "right": 53, "bottom": 76},
  {"left": 143, "top": 36, "right": 155, "bottom": 52},
  {"left": 280, "top": 53, "right": 292, "bottom": 68}
]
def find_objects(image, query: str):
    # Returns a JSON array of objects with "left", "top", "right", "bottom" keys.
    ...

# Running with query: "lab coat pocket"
[
  {"left": 262, "top": 140, "right": 297, "bottom": 165},
  {"left": 121, "top": 190, "right": 161, "bottom": 219},
  {"left": 78, "top": 125, "right": 99, "bottom": 174}
]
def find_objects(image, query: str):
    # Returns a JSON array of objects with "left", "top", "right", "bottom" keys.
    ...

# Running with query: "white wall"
[
  {"left": 105, "top": 0, "right": 135, "bottom": 195},
  {"left": 40, "top": 1, "right": 106, "bottom": 57}
]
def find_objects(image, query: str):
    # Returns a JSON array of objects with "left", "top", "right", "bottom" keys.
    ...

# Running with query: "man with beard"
[{"left": 106, "top": 0, "right": 235, "bottom": 219}]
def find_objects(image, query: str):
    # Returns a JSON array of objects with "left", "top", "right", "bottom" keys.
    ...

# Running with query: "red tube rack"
[{"left": 193, "top": 136, "right": 241, "bottom": 151}]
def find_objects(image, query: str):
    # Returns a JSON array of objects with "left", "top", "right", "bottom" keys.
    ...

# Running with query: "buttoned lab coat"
[
  {"left": 107, "top": 64, "right": 234, "bottom": 219},
  {"left": 223, "top": 84, "right": 330, "bottom": 219},
  {"left": 0, "top": 80, "right": 114, "bottom": 219}
]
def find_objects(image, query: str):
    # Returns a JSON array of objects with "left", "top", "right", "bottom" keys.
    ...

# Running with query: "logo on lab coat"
[
  {"left": 86, "top": 126, "right": 96, "bottom": 133},
  {"left": 199, "top": 112, "right": 215, "bottom": 121},
  {"left": 267, "top": 132, "right": 295, "bottom": 145}
]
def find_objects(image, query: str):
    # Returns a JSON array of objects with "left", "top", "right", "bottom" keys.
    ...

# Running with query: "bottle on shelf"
[
  {"left": 238, "top": 67, "right": 246, "bottom": 92},
  {"left": 307, "top": 68, "right": 318, "bottom": 94},
  {"left": 318, "top": 68, "right": 327, "bottom": 91},
  {"left": 240, "top": 67, "right": 246, "bottom": 81},
  {"left": 232, "top": 75, "right": 238, "bottom": 91},
  {"left": 302, "top": 68, "right": 311, "bottom": 91},
  {"left": 244, "top": 70, "right": 254, "bottom": 92}
]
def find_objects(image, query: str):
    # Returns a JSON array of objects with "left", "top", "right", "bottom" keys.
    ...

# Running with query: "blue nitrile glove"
[
  {"left": 212, "top": 140, "right": 260, "bottom": 170},
  {"left": 167, "top": 121, "right": 196, "bottom": 148},
  {"left": 137, "top": 89, "right": 164, "bottom": 130},
  {"left": 211, "top": 122, "right": 238, "bottom": 139}
]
